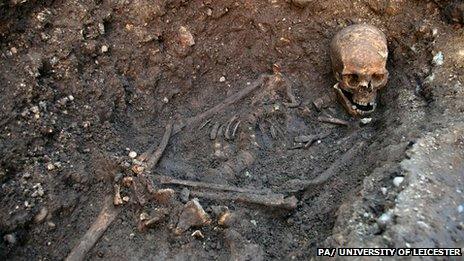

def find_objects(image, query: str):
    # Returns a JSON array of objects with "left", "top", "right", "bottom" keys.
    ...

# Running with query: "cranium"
[{"left": 330, "top": 24, "right": 389, "bottom": 117}]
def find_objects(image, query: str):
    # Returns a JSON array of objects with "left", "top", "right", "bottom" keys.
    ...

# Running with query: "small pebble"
[
  {"left": 140, "top": 212, "right": 150, "bottom": 221},
  {"left": 377, "top": 212, "right": 392, "bottom": 227},
  {"left": 458, "top": 205, "right": 463, "bottom": 213},
  {"left": 101, "top": 45, "right": 108, "bottom": 53},
  {"left": 46, "top": 163, "right": 55, "bottom": 171},
  {"left": 380, "top": 187, "right": 388, "bottom": 195},
  {"left": 250, "top": 220, "right": 257, "bottom": 226},
  {"left": 128, "top": 151, "right": 137, "bottom": 158},
  {"left": 47, "top": 222, "right": 56, "bottom": 228},
  {"left": 360, "top": 118, "right": 372, "bottom": 124},
  {"left": 30, "top": 106, "right": 39, "bottom": 114},
  {"left": 432, "top": 51, "right": 444, "bottom": 66},
  {"left": 219, "top": 76, "right": 226, "bottom": 82},
  {"left": 393, "top": 176, "right": 404, "bottom": 187},
  {"left": 180, "top": 187, "right": 190, "bottom": 203}
]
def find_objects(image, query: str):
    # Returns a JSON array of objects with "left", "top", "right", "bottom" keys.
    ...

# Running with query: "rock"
[
  {"left": 393, "top": 176, "right": 404, "bottom": 187},
  {"left": 46, "top": 163, "right": 55, "bottom": 171},
  {"left": 128, "top": 151, "right": 137, "bottom": 158},
  {"left": 360, "top": 118, "right": 372, "bottom": 125},
  {"left": 4, "top": 234, "right": 16, "bottom": 245},
  {"left": 131, "top": 165, "right": 145, "bottom": 175},
  {"left": 458, "top": 205, "right": 463, "bottom": 213},
  {"left": 179, "top": 26, "right": 195, "bottom": 47},
  {"left": 122, "top": 176, "right": 133, "bottom": 187},
  {"left": 101, "top": 45, "right": 109, "bottom": 53},
  {"left": 432, "top": 51, "right": 444, "bottom": 66},
  {"left": 175, "top": 198, "right": 211, "bottom": 235},
  {"left": 180, "top": 187, "right": 190, "bottom": 203},
  {"left": 47, "top": 222, "right": 56, "bottom": 229},
  {"left": 31, "top": 184, "right": 45, "bottom": 197},
  {"left": 219, "top": 76, "right": 226, "bottom": 82},
  {"left": 140, "top": 212, "right": 150, "bottom": 221},
  {"left": 380, "top": 187, "right": 388, "bottom": 195},
  {"left": 34, "top": 207, "right": 48, "bottom": 223},
  {"left": 377, "top": 212, "right": 392, "bottom": 227}
]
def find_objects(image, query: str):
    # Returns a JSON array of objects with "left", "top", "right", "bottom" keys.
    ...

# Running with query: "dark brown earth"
[{"left": 1, "top": 0, "right": 463, "bottom": 260}]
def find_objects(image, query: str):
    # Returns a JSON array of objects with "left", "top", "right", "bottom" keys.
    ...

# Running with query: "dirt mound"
[{"left": 1, "top": 0, "right": 463, "bottom": 260}]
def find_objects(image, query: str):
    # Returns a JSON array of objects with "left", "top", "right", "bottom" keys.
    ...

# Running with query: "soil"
[{"left": 1, "top": 0, "right": 463, "bottom": 260}]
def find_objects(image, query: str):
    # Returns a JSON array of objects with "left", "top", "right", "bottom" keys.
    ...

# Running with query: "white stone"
[
  {"left": 393, "top": 176, "right": 404, "bottom": 187},
  {"left": 360, "top": 118, "right": 372, "bottom": 124},
  {"left": 129, "top": 151, "right": 137, "bottom": 158},
  {"left": 432, "top": 51, "right": 444, "bottom": 66},
  {"left": 380, "top": 187, "right": 388, "bottom": 195}
]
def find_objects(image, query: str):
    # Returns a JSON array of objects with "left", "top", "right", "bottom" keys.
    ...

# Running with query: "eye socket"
[
  {"left": 372, "top": 73, "right": 386, "bottom": 83},
  {"left": 343, "top": 74, "right": 359, "bottom": 87}
]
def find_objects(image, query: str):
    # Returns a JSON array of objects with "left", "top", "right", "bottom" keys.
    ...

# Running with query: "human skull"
[{"left": 330, "top": 24, "right": 389, "bottom": 117}]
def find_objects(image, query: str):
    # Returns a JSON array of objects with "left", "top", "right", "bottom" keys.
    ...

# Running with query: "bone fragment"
[
  {"left": 159, "top": 175, "right": 264, "bottom": 194},
  {"left": 65, "top": 196, "right": 121, "bottom": 261},
  {"left": 190, "top": 191, "right": 297, "bottom": 210},
  {"left": 210, "top": 122, "right": 220, "bottom": 140},
  {"left": 318, "top": 116, "right": 350, "bottom": 126},
  {"left": 175, "top": 198, "right": 211, "bottom": 235},
  {"left": 281, "top": 141, "right": 366, "bottom": 193},
  {"left": 113, "top": 184, "right": 123, "bottom": 206},
  {"left": 225, "top": 115, "right": 238, "bottom": 140},
  {"left": 172, "top": 74, "right": 269, "bottom": 135}
]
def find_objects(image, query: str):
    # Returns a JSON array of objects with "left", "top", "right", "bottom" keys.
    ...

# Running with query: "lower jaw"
[{"left": 333, "top": 83, "right": 376, "bottom": 117}]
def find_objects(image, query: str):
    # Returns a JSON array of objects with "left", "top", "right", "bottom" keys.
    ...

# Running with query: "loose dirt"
[{"left": 1, "top": 0, "right": 463, "bottom": 260}]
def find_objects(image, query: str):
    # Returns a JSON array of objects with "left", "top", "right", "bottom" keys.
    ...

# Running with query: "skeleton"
[{"left": 330, "top": 24, "right": 389, "bottom": 116}]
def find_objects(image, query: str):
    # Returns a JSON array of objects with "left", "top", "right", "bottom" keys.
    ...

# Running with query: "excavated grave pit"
[{"left": 1, "top": 0, "right": 463, "bottom": 260}]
